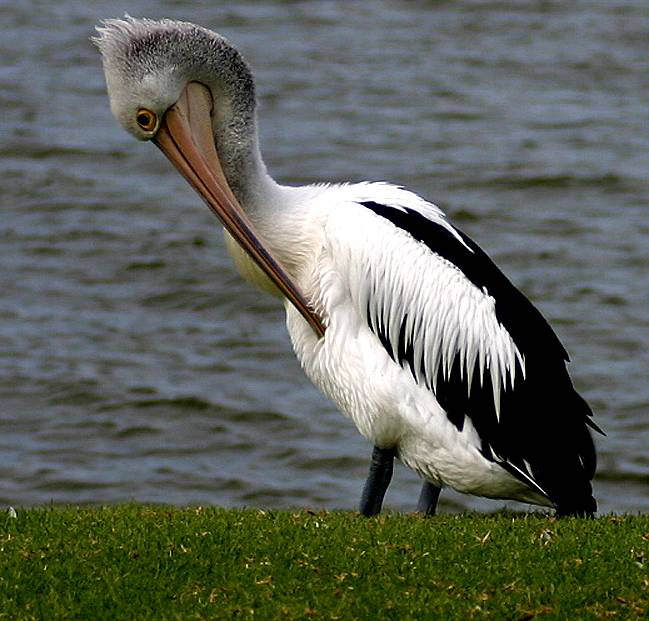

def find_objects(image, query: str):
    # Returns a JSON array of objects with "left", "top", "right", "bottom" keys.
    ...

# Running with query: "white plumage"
[
  {"left": 262, "top": 182, "right": 545, "bottom": 504},
  {"left": 95, "top": 17, "right": 598, "bottom": 516}
]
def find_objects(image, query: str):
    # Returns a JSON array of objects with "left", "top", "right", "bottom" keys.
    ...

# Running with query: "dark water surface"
[{"left": 1, "top": 1, "right": 647, "bottom": 514}]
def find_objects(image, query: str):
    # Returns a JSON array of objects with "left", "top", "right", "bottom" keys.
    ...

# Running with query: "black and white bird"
[{"left": 94, "top": 17, "right": 601, "bottom": 517}]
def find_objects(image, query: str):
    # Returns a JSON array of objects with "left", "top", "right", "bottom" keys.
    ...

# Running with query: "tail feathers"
[
  {"left": 537, "top": 466, "right": 597, "bottom": 518},
  {"left": 554, "top": 481, "right": 597, "bottom": 518},
  {"left": 531, "top": 425, "right": 598, "bottom": 518}
]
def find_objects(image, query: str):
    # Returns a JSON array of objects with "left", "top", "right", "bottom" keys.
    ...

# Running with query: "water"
[{"left": 1, "top": 0, "right": 647, "bottom": 514}]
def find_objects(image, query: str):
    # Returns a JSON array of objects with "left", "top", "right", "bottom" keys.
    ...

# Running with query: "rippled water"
[{"left": 1, "top": 0, "right": 647, "bottom": 514}]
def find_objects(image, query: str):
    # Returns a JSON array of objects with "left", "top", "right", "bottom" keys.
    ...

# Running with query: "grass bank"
[{"left": 0, "top": 506, "right": 647, "bottom": 619}]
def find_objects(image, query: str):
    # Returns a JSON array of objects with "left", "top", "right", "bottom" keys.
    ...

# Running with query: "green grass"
[{"left": 0, "top": 506, "right": 647, "bottom": 620}]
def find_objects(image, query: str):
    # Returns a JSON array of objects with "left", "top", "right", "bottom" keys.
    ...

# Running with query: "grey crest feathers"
[{"left": 92, "top": 16, "right": 256, "bottom": 141}]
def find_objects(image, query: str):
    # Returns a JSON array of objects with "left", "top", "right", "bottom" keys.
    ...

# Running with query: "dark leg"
[
  {"left": 417, "top": 481, "right": 441, "bottom": 516},
  {"left": 359, "top": 446, "right": 395, "bottom": 517}
]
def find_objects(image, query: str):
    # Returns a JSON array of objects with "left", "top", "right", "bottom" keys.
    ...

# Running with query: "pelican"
[{"left": 94, "top": 17, "right": 601, "bottom": 517}]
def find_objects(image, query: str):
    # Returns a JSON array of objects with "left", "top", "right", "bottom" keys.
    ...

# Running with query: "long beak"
[{"left": 153, "top": 82, "right": 325, "bottom": 339}]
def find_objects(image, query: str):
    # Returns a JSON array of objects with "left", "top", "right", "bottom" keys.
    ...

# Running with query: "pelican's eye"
[{"left": 136, "top": 108, "right": 157, "bottom": 132}]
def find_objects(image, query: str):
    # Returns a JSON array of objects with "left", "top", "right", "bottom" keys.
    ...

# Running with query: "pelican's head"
[
  {"left": 93, "top": 16, "right": 255, "bottom": 143},
  {"left": 92, "top": 16, "right": 325, "bottom": 338}
]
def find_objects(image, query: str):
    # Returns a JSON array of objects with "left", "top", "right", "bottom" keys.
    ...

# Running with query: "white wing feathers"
[{"left": 325, "top": 196, "right": 525, "bottom": 423}]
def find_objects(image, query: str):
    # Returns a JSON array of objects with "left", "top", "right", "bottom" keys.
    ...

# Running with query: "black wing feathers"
[{"left": 360, "top": 201, "right": 598, "bottom": 515}]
